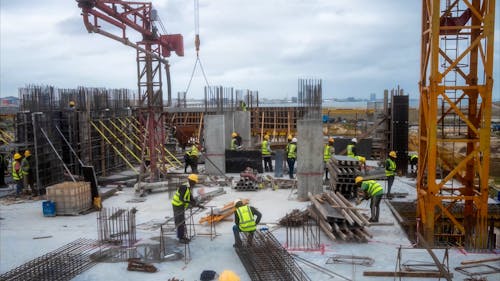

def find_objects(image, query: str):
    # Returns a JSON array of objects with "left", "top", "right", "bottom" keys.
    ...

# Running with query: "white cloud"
[{"left": 0, "top": 0, "right": 499, "bottom": 101}]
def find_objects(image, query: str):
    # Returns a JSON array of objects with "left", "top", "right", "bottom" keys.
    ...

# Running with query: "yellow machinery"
[{"left": 418, "top": 0, "right": 495, "bottom": 248}]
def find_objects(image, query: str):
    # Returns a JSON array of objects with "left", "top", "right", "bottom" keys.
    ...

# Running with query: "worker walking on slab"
[
  {"left": 347, "top": 138, "right": 366, "bottom": 173},
  {"left": 11, "top": 153, "right": 23, "bottom": 197},
  {"left": 171, "top": 174, "right": 202, "bottom": 244},
  {"left": 286, "top": 137, "right": 297, "bottom": 179},
  {"left": 230, "top": 132, "right": 242, "bottom": 150},
  {"left": 261, "top": 135, "right": 273, "bottom": 172},
  {"left": 385, "top": 151, "right": 397, "bottom": 198},
  {"left": 324, "top": 137, "right": 335, "bottom": 180},
  {"left": 409, "top": 153, "right": 418, "bottom": 174},
  {"left": 184, "top": 139, "right": 200, "bottom": 173},
  {"left": 233, "top": 199, "right": 262, "bottom": 247},
  {"left": 355, "top": 176, "right": 383, "bottom": 222}
]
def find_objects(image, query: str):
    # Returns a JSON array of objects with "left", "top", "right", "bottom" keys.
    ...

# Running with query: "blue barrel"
[{"left": 42, "top": 201, "right": 56, "bottom": 217}]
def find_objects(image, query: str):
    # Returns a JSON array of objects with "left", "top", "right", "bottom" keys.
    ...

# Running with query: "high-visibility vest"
[
  {"left": 11, "top": 160, "right": 22, "bottom": 181},
  {"left": 231, "top": 138, "right": 237, "bottom": 150},
  {"left": 347, "top": 144, "right": 355, "bottom": 157},
  {"left": 236, "top": 205, "right": 257, "bottom": 232},
  {"left": 261, "top": 140, "right": 270, "bottom": 156},
  {"left": 171, "top": 183, "right": 191, "bottom": 208},
  {"left": 385, "top": 158, "right": 396, "bottom": 176},
  {"left": 21, "top": 158, "right": 30, "bottom": 176},
  {"left": 410, "top": 154, "right": 418, "bottom": 161},
  {"left": 362, "top": 180, "right": 383, "bottom": 197},
  {"left": 287, "top": 143, "right": 297, "bottom": 159},
  {"left": 324, "top": 144, "right": 333, "bottom": 162},
  {"left": 186, "top": 145, "right": 199, "bottom": 157}
]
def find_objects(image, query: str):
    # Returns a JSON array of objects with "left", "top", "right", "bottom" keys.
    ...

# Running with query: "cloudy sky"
[{"left": 1, "top": 0, "right": 499, "bottom": 101}]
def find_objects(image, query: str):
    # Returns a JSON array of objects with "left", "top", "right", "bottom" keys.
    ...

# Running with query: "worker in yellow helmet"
[
  {"left": 171, "top": 174, "right": 203, "bottom": 244},
  {"left": 219, "top": 270, "right": 240, "bottom": 281},
  {"left": 286, "top": 137, "right": 297, "bottom": 179},
  {"left": 324, "top": 137, "right": 335, "bottom": 180},
  {"left": 184, "top": 139, "right": 200, "bottom": 173},
  {"left": 233, "top": 199, "right": 262, "bottom": 247},
  {"left": 22, "top": 150, "right": 36, "bottom": 196},
  {"left": 385, "top": 151, "right": 397, "bottom": 199},
  {"left": 69, "top": 100, "right": 76, "bottom": 108},
  {"left": 355, "top": 176, "right": 383, "bottom": 222},
  {"left": 261, "top": 134, "right": 273, "bottom": 172},
  {"left": 231, "top": 132, "right": 242, "bottom": 150},
  {"left": 11, "top": 152, "right": 24, "bottom": 197}
]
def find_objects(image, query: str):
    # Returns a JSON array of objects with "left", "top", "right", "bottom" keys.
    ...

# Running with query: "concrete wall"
[
  {"left": 204, "top": 115, "right": 225, "bottom": 175},
  {"left": 233, "top": 111, "right": 251, "bottom": 148},
  {"left": 297, "top": 119, "right": 324, "bottom": 201}
]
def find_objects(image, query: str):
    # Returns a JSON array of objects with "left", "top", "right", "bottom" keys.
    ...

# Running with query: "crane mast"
[{"left": 77, "top": 0, "right": 183, "bottom": 180}]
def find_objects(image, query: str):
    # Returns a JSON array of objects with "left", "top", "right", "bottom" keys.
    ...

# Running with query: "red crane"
[{"left": 77, "top": 0, "right": 184, "bottom": 180}]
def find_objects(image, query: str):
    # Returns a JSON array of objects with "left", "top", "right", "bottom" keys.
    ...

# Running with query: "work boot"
[{"left": 179, "top": 237, "right": 190, "bottom": 244}]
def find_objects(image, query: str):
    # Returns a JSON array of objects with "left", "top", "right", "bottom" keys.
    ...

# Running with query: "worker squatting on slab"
[
  {"left": 171, "top": 174, "right": 204, "bottom": 244},
  {"left": 232, "top": 199, "right": 262, "bottom": 247},
  {"left": 356, "top": 176, "right": 383, "bottom": 223}
]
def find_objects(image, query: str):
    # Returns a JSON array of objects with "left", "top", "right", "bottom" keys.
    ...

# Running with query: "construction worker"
[
  {"left": 346, "top": 138, "right": 366, "bottom": 173},
  {"left": 355, "top": 176, "right": 383, "bottom": 222},
  {"left": 324, "top": 137, "right": 335, "bottom": 180},
  {"left": 0, "top": 152, "right": 6, "bottom": 187},
  {"left": 11, "top": 152, "right": 23, "bottom": 196},
  {"left": 239, "top": 100, "right": 247, "bottom": 112},
  {"left": 385, "top": 151, "right": 397, "bottom": 198},
  {"left": 219, "top": 270, "right": 240, "bottom": 281},
  {"left": 409, "top": 153, "right": 418, "bottom": 174},
  {"left": 184, "top": 139, "right": 200, "bottom": 173},
  {"left": 261, "top": 134, "right": 273, "bottom": 172},
  {"left": 286, "top": 137, "right": 297, "bottom": 179},
  {"left": 230, "top": 132, "right": 242, "bottom": 150},
  {"left": 22, "top": 150, "right": 36, "bottom": 196},
  {"left": 233, "top": 199, "right": 262, "bottom": 247},
  {"left": 171, "top": 174, "right": 202, "bottom": 244}
]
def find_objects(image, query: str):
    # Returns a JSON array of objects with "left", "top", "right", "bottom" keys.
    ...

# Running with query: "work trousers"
[
  {"left": 262, "top": 156, "right": 273, "bottom": 172},
  {"left": 386, "top": 175, "right": 394, "bottom": 197},
  {"left": 287, "top": 158, "right": 296, "bottom": 179},
  {"left": 173, "top": 205, "right": 186, "bottom": 240},
  {"left": 370, "top": 195, "right": 382, "bottom": 222},
  {"left": 232, "top": 225, "right": 254, "bottom": 246}
]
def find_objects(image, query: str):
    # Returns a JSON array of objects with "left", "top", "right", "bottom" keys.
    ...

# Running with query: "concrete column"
[
  {"left": 297, "top": 119, "right": 324, "bottom": 201},
  {"left": 233, "top": 111, "right": 251, "bottom": 148},
  {"left": 204, "top": 115, "right": 225, "bottom": 175}
]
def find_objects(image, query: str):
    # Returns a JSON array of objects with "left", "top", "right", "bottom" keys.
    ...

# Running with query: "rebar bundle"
[
  {"left": 235, "top": 230, "right": 311, "bottom": 281},
  {"left": 97, "top": 207, "right": 137, "bottom": 247},
  {"left": 0, "top": 238, "right": 100, "bottom": 281},
  {"left": 298, "top": 78, "right": 322, "bottom": 120}
]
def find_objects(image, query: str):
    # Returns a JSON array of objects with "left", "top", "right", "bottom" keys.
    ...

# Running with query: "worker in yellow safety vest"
[
  {"left": 171, "top": 174, "right": 203, "bottom": 243},
  {"left": 409, "top": 153, "right": 418, "bottom": 174},
  {"left": 231, "top": 132, "right": 242, "bottom": 150},
  {"left": 324, "top": 137, "right": 335, "bottom": 180},
  {"left": 286, "top": 137, "right": 297, "bottom": 179},
  {"left": 385, "top": 151, "right": 397, "bottom": 198},
  {"left": 356, "top": 176, "right": 383, "bottom": 222},
  {"left": 261, "top": 135, "right": 273, "bottom": 172},
  {"left": 21, "top": 150, "right": 37, "bottom": 196},
  {"left": 184, "top": 139, "right": 200, "bottom": 173},
  {"left": 232, "top": 199, "right": 262, "bottom": 247},
  {"left": 346, "top": 138, "right": 366, "bottom": 173},
  {"left": 11, "top": 153, "right": 23, "bottom": 196}
]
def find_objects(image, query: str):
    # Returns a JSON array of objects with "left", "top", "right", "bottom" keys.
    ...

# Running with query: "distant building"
[{"left": 370, "top": 93, "right": 376, "bottom": 101}]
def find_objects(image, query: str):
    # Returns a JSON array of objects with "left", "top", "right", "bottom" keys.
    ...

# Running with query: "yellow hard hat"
[
  {"left": 264, "top": 135, "right": 269, "bottom": 140},
  {"left": 232, "top": 132, "right": 238, "bottom": 138},
  {"left": 287, "top": 134, "right": 293, "bottom": 141},
  {"left": 24, "top": 150, "right": 31, "bottom": 157},
  {"left": 389, "top": 151, "right": 397, "bottom": 158},
  {"left": 69, "top": 100, "right": 75, "bottom": 107},
  {"left": 188, "top": 174, "right": 199, "bottom": 183},
  {"left": 355, "top": 176, "right": 363, "bottom": 184},
  {"left": 14, "top": 153, "right": 22, "bottom": 160},
  {"left": 219, "top": 270, "right": 240, "bottom": 281},
  {"left": 328, "top": 137, "right": 334, "bottom": 143}
]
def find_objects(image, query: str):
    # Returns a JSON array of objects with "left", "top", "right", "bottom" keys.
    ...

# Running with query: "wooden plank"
[
  {"left": 308, "top": 206, "right": 337, "bottom": 241},
  {"left": 460, "top": 257, "right": 500, "bottom": 265},
  {"left": 363, "top": 271, "right": 454, "bottom": 278},
  {"left": 309, "top": 194, "right": 329, "bottom": 220}
]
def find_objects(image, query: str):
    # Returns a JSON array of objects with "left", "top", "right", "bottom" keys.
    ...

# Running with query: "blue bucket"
[{"left": 42, "top": 201, "right": 56, "bottom": 217}]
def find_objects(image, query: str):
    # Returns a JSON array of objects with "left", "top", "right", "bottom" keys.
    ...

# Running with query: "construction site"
[{"left": 0, "top": 1, "right": 499, "bottom": 281}]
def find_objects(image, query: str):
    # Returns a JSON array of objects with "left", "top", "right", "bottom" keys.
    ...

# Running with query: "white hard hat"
[
  {"left": 351, "top": 138, "right": 357, "bottom": 143},
  {"left": 233, "top": 199, "right": 242, "bottom": 205},
  {"left": 292, "top": 137, "right": 297, "bottom": 143}
]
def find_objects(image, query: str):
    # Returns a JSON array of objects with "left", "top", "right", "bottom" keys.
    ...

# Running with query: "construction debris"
[
  {"left": 126, "top": 258, "right": 158, "bottom": 273},
  {"left": 308, "top": 192, "right": 371, "bottom": 242}
]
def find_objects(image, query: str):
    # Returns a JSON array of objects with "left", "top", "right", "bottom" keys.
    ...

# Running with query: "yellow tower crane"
[{"left": 418, "top": 0, "right": 495, "bottom": 249}]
